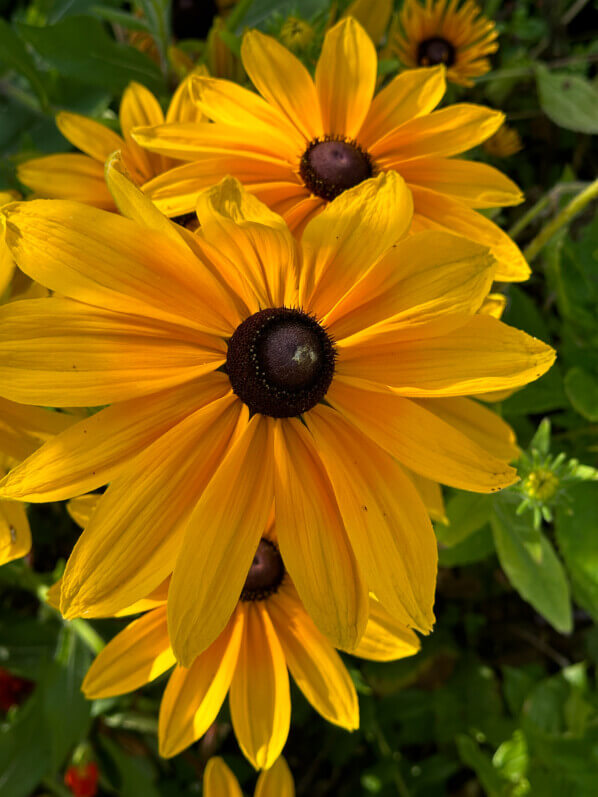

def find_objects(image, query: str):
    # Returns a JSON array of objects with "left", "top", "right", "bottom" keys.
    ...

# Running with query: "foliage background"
[{"left": 1, "top": 0, "right": 598, "bottom": 794}]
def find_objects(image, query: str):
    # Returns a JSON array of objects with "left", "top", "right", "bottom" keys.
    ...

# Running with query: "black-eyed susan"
[
  {"left": 0, "top": 191, "right": 20, "bottom": 297},
  {"left": 204, "top": 756, "right": 293, "bottom": 796},
  {"left": 395, "top": 0, "right": 498, "bottom": 87},
  {"left": 484, "top": 124, "right": 524, "bottom": 158},
  {"left": 0, "top": 396, "right": 73, "bottom": 566},
  {"left": 74, "top": 503, "right": 419, "bottom": 768},
  {"left": 17, "top": 74, "right": 204, "bottom": 211},
  {"left": 0, "top": 165, "right": 554, "bottom": 665},
  {"left": 134, "top": 17, "right": 527, "bottom": 281}
]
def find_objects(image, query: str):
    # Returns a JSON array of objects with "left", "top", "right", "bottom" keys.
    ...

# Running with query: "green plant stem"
[
  {"left": 103, "top": 712, "right": 159, "bottom": 734},
  {"left": 523, "top": 178, "right": 598, "bottom": 262},
  {"left": 508, "top": 182, "right": 589, "bottom": 239},
  {"left": 371, "top": 718, "right": 411, "bottom": 797},
  {"left": 69, "top": 618, "right": 105, "bottom": 655}
]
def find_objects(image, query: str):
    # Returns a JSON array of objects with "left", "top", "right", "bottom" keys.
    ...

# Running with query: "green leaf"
[
  {"left": 0, "top": 20, "right": 49, "bottom": 109},
  {"left": 555, "top": 483, "right": 598, "bottom": 621},
  {"left": 17, "top": 16, "right": 163, "bottom": 95},
  {"left": 438, "top": 525, "right": 495, "bottom": 567},
  {"left": 536, "top": 67, "right": 598, "bottom": 134},
  {"left": 564, "top": 367, "right": 598, "bottom": 421},
  {"left": 0, "top": 694, "right": 51, "bottom": 797},
  {"left": 136, "top": 0, "right": 170, "bottom": 67},
  {"left": 529, "top": 418, "right": 551, "bottom": 456},
  {"left": 99, "top": 737, "right": 160, "bottom": 797},
  {"left": 436, "top": 492, "right": 493, "bottom": 547},
  {"left": 493, "top": 730, "right": 529, "bottom": 784},
  {"left": 456, "top": 735, "right": 508, "bottom": 797},
  {"left": 491, "top": 499, "right": 572, "bottom": 633},
  {"left": 91, "top": 6, "right": 152, "bottom": 32}
]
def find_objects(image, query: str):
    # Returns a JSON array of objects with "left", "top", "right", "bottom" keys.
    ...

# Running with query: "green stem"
[
  {"left": 371, "top": 718, "right": 411, "bottom": 797},
  {"left": 103, "top": 712, "right": 159, "bottom": 734},
  {"left": 41, "top": 776, "right": 73, "bottom": 797},
  {"left": 508, "top": 182, "right": 589, "bottom": 239},
  {"left": 70, "top": 618, "right": 105, "bottom": 655},
  {"left": 523, "top": 178, "right": 598, "bottom": 262}
]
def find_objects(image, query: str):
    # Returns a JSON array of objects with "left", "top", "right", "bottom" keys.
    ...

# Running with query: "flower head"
[
  {"left": 134, "top": 17, "right": 527, "bottom": 281},
  {"left": 204, "top": 756, "right": 294, "bottom": 796},
  {"left": 17, "top": 73, "right": 204, "bottom": 211},
  {"left": 0, "top": 164, "right": 554, "bottom": 665},
  {"left": 395, "top": 0, "right": 499, "bottom": 87},
  {"left": 78, "top": 509, "right": 419, "bottom": 768}
]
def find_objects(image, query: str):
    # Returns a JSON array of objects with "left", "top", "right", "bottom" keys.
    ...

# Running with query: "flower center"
[
  {"left": 417, "top": 37, "right": 456, "bottom": 67},
  {"left": 300, "top": 137, "right": 373, "bottom": 201},
  {"left": 240, "top": 539, "right": 285, "bottom": 601},
  {"left": 225, "top": 307, "right": 335, "bottom": 418}
]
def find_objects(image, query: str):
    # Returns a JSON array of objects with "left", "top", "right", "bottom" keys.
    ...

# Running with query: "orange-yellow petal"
[
  {"left": 56, "top": 111, "right": 125, "bottom": 163},
  {"left": 119, "top": 81, "right": 165, "bottom": 181},
  {"left": 272, "top": 418, "right": 368, "bottom": 650},
  {"left": 268, "top": 584, "right": 359, "bottom": 729},
  {"left": 229, "top": 602, "right": 291, "bottom": 770},
  {"left": 204, "top": 758, "right": 243, "bottom": 797},
  {"left": 350, "top": 598, "right": 421, "bottom": 662},
  {"left": 255, "top": 757, "right": 294, "bottom": 797},
  {"left": 17, "top": 154, "right": 116, "bottom": 209},
  {"left": 0, "top": 499, "right": 30, "bottom": 566},
  {"left": 82, "top": 606, "right": 175, "bottom": 698},
  {"left": 316, "top": 18, "right": 377, "bottom": 139},
  {"left": 159, "top": 609, "right": 244, "bottom": 758}
]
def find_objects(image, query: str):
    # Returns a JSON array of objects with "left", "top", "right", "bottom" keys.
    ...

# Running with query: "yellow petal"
[
  {"left": 2, "top": 199, "right": 237, "bottom": 336},
  {"left": 359, "top": 66, "right": 445, "bottom": 148},
  {"left": 114, "top": 579, "right": 169, "bottom": 616},
  {"left": 255, "top": 757, "right": 295, "bottom": 797},
  {"left": 273, "top": 418, "right": 368, "bottom": 650},
  {"left": 142, "top": 156, "right": 295, "bottom": 217},
  {"left": 0, "top": 396, "right": 73, "bottom": 463},
  {"left": 204, "top": 758, "right": 243, "bottom": 797},
  {"left": 479, "top": 293, "right": 507, "bottom": 320},
  {"left": 230, "top": 602, "right": 291, "bottom": 770},
  {"left": 0, "top": 236, "right": 15, "bottom": 298},
  {"left": 0, "top": 297, "right": 224, "bottom": 406},
  {"left": 300, "top": 171, "right": 413, "bottom": 318},
  {"left": 415, "top": 397, "right": 519, "bottom": 462},
  {"left": 59, "top": 396, "right": 240, "bottom": 618},
  {"left": 399, "top": 157, "right": 523, "bottom": 208},
  {"left": 56, "top": 111, "right": 125, "bottom": 163},
  {"left": 82, "top": 607, "right": 175, "bottom": 698},
  {"left": 325, "top": 230, "right": 495, "bottom": 341},
  {"left": 268, "top": 584, "right": 359, "bottom": 730},
  {"left": 67, "top": 494, "right": 100, "bottom": 527},
  {"left": 316, "top": 18, "right": 377, "bottom": 139},
  {"left": 307, "top": 406, "right": 437, "bottom": 633},
  {"left": 343, "top": 0, "right": 392, "bottom": 44},
  {"left": 169, "top": 414, "right": 275, "bottom": 667},
  {"left": 0, "top": 499, "right": 31, "bottom": 566},
  {"left": 17, "top": 154, "right": 115, "bottom": 209},
  {"left": 196, "top": 177, "right": 298, "bottom": 308},
  {"left": 350, "top": 597, "right": 421, "bottom": 662},
  {"left": 191, "top": 75, "right": 304, "bottom": 153},
  {"left": 166, "top": 70, "right": 206, "bottom": 124},
  {"left": 371, "top": 104, "right": 504, "bottom": 162},
  {"left": 404, "top": 468, "right": 447, "bottom": 524},
  {"left": 409, "top": 184, "right": 530, "bottom": 282},
  {"left": 337, "top": 314, "right": 556, "bottom": 397},
  {"left": 0, "top": 373, "right": 230, "bottom": 502},
  {"left": 159, "top": 609, "right": 244, "bottom": 758},
  {"left": 241, "top": 29, "right": 322, "bottom": 141},
  {"left": 326, "top": 380, "right": 517, "bottom": 492},
  {"left": 119, "top": 81, "right": 165, "bottom": 181}
]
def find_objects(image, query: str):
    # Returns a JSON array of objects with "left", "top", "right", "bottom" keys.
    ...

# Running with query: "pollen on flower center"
[
  {"left": 225, "top": 307, "right": 335, "bottom": 418},
  {"left": 300, "top": 137, "right": 374, "bottom": 201},
  {"left": 417, "top": 37, "right": 456, "bottom": 66},
  {"left": 240, "top": 539, "right": 285, "bottom": 601}
]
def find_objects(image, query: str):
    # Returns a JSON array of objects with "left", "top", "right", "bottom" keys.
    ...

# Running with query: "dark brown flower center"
[
  {"left": 300, "top": 137, "right": 373, "bottom": 201},
  {"left": 225, "top": 307, "right": 335, "bottom": 418},
  {"left": 240, "top": 539, "right": 285, "bottom": 601},
  {"left": 417, "top": 37, "right": 456, "bottom": 67}
]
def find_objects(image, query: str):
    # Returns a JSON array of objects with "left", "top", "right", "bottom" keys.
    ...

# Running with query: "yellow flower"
[
  {"left": 17, "top": 74, "right": 204, "bottom": 211},
  {"left": 204, "top": 756, "right": 294, "bottom": 797},
  {"left": 0, "top": 164, "right": 554, "bottom": 666},
  {"left": 0, "top": 397, "right": 73, "bottom": 566},
  {"left": 72, "top": 499, "right": 419, "bottom": 768},
  {"left": 395, "top": 0, "right": 498, "bottom": 87},
  {"left": 134, "top": 17, "right": 527, "bottom": 281},
  {"left": 484, "top": 124, "right": 524, "bottom": 158},
  {"left": 0, "top": 190, "right": 21, "bottom": 298}
]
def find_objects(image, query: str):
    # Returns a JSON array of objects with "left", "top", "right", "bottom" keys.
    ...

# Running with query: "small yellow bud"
[
  {"left": 524, "top": 469, "right": 559, "bottom": 502},
  {"left": 280, "top": 17, "right": 315, "bottom": 51}
]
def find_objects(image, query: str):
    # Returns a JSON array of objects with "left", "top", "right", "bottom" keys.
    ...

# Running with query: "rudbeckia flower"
[
  {"left": 0, "top": 163, "right": 554, "bottom": 665},
  {"left": 204, "top": 756, "right": 293, "bottom": 797},
  {"left": 395, "top": 0, "right": 498, "bottom": 87},
  {"left": 134, "top": 17, "right": 527, "bottom": 281},
  {"left": 76, "top": 507, "right": 419, "bottom": 768},
  {"left": 0, "top": 397, "right": 73, "bottom": 566},
  {"left": 17, "top": 74, "right": 204, "bottom": 211}
]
